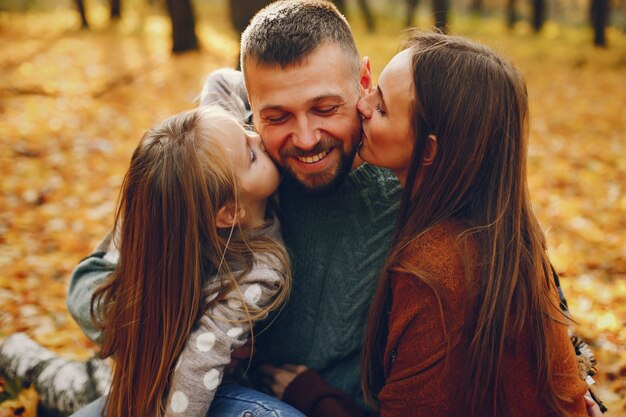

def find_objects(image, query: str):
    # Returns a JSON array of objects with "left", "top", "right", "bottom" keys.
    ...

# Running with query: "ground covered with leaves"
[{"left": 0, "top": 3, "right": 625, "bottom": 415}]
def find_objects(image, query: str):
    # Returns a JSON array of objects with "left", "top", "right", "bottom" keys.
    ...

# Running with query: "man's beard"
[{"left": 278, "top": 132, "right": 360, "bottom": 195}]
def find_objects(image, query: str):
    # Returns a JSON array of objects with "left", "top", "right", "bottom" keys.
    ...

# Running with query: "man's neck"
[{"left": 351, "top": 153, "right": 364, "bottom": 170}]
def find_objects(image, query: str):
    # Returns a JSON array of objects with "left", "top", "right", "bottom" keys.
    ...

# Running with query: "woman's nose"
[{"left": 357, "top": 94, "right": 373, "bottom": 119}]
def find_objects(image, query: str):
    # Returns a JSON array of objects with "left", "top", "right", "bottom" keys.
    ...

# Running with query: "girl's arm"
[{"left": 164, "top": 255, "right": 284, "bottom": 417}]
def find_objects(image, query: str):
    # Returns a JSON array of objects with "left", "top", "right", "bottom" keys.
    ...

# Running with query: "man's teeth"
[{"left": 298, "top": 149, "right": 330, "bottom": 164}]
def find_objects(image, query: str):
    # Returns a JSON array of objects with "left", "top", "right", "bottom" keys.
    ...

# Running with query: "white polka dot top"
[{"left": 164, "top": 221, "right": 286, "bottom": 417}]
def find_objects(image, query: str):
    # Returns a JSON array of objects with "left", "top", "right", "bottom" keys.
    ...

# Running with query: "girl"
[
  {"left": 95, "top": 105, "right": 296, "bottom": 417},
  {"left": 91, "top": 105, "right": 293, "bottom": 417},
  {"left": 260, "top": 32, "right": 599, "bottom": 417},
  {"left": 0, "top": 106, "right": 295, "bottom": 417}
]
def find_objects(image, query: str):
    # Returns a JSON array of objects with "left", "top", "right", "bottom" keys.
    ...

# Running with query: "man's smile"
[{"left": 296, "top": 148, "right": 331, "bottom": 164}]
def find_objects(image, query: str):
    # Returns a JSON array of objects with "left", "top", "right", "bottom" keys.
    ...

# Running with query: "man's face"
[{"left": 244, "top": 42, "right": 363, "bottom": 193}]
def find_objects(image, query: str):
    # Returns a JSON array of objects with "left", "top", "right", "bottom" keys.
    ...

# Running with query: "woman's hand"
[
  {"left": 259, "top": 364, "right": 308, "bottom": 399},
  {"left": 584, "top": 391, "right": 603, "bottom": 417}
]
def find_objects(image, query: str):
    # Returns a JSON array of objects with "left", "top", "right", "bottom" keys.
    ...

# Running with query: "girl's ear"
[
  {"left": 359, "top": 56, "right": 373, "bottom": 95},
  {"left": 216, "top": 204, "right": 246, "bottom": 229},
  {"left": 422, "top": 134, "right": 438, "bottom": 167}
]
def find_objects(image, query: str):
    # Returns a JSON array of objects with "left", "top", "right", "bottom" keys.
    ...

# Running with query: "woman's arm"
[{"left": 375, "top": 272, "right": 466, "bottom": 417}]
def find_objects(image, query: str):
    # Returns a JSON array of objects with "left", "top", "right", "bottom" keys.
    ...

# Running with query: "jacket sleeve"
[
  {"left": 66, "top": 230, "right": 118, "bottom": 344},
  {"left": 376, "top": 271, "right": 467, "bottom": 417},
  {"left": 164, "top": 256, "right": 284, "bottom": 417},
  {"left": 283, "top": 369, "right": 367, "bottom": 417}
]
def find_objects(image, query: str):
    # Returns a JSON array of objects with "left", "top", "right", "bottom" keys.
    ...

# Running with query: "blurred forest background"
[{"left": 0, "top": 0, "right": 625, "bottom": 415}]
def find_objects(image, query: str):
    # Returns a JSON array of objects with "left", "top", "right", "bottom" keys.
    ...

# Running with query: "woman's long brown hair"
[
  {"left": 91, "top": 107, "right": 289, "bottom": 417},
  {"left": 362, "top": 32, "right": 574, "bottom": 416}
]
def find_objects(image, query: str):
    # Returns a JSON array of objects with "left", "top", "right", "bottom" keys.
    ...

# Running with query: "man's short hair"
[{"left": 240, "top": 0, "right": 359, "bottom": 73}]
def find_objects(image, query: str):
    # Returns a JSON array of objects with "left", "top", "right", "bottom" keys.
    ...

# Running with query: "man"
[{"left": 67, "top": 1, "right": 401, "bottom": 415}]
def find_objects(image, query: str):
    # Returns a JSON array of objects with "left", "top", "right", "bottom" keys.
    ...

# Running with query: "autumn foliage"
[{"left": 0, "top": 3, "right": 625, "bottom": 415}]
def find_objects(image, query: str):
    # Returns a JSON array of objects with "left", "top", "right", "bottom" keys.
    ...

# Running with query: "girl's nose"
[{"left": 249, "top": 132, "right": 265, "bottom": 151}]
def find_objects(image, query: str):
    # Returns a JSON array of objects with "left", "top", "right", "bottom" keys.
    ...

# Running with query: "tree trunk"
[
  {"left": 165, "top": 0, "right": 199, "bottom": 53},
  {"left": 74, "top": 0, "right": 89, "bottom": 28},
  {"left": 110, "top": 0, "right": 121, "bottom": 19},
  {"left": 228, "top": 0, "right": 272, "bottom": 68},
  {"left": 470, "top": 0, "right": 483, "bottom": 14},
  {"left": 332, "top": 0, "right": 347, "bottom": 15},
  {"left": 532, "top": 0, "right": 545, "bottom": 32},
  {"left": 507, "top": 0, "right": 517, "bottom": 28},
  {"left": 590, "top": 0, "right": 609, "bottom": 46},
  {"left": 229, "top": 0, "right": 272, "bottom": 35},
  {"left": 432, "top": 0, "right": 449, "bottom": 32},
  {"left": 356, "top": 0, "right": 376, "bottom": 32},
  {"left": 406, "top": 0, "right": 419, "bottom": 27}
]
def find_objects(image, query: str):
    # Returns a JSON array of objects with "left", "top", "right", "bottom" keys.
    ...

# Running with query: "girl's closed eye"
[
  {"left": 375, "top": 104, "right": 386, "bottom": 116},
  {"left": 250, "top": 147, "right": 257, "bottom": 163}
]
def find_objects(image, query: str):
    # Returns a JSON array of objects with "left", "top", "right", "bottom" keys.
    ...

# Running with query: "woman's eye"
[
  {"left": 249, "top": 147, "right": 257, "bottom": 163},
  {"left": 375, "top": 104, "right": 386, "bottom": 116}
]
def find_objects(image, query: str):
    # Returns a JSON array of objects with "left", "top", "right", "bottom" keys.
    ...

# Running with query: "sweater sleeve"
[
  {"left": 377, "top": 271, "right": 467, "bottom": 417},
  {"left": 377, "top": 229, "right": 588, "bottom": 417},
  {"left": 283, "top": 369, "right": 367, "bottom": 417},
  {"left": 164, "top": 255, "right": 284, "bottom": 417},
  {"left": 66, "top": 230, "right": 118, "bottom": 344}
]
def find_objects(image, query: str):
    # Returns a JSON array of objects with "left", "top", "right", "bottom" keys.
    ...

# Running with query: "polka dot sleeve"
[{"left": 164, "top": 254, "right": 284, "bottom": 417}]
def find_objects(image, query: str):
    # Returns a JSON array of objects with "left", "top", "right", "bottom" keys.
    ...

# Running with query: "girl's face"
[
  {"left": 357, "top": 49, "right": 415, "bottom": 185},
  {"left": 213, "top": 116, "right": 281, "bottom": 214}
]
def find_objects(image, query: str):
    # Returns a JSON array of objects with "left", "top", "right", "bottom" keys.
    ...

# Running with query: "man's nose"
[{"left": 291, "top": 117, "right": 319, "bottom": 151}]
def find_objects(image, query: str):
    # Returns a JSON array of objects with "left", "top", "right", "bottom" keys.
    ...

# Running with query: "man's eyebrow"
[
  {"left": 259, "top": 104, "right": 285, "bottom": 113},
  {"left": 259, "top": 94, "right": 345, "bottom": 113},
  {"left": 306, "top": 94, "right": 344, "bottom": 105}
]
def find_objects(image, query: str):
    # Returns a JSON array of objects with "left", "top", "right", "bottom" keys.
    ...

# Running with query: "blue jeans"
[{"left": 69, "top": 384, "right": 306, "bottom": 417}]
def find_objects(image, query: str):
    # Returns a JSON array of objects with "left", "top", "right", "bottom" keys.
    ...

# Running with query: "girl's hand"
[{"left": 259, "top": 364, "right": 308, "bottom": 399}]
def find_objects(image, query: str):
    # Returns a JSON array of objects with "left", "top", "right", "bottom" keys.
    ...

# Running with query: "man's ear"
[
  {"left": 359, "top": 56, "right": 373, "bottom": 95},
  {"left": 422, "top": 134, "right": 438, "bottom": 167},
  {"left": 216, "top": 204, "right": 246, "bottom": 229}
]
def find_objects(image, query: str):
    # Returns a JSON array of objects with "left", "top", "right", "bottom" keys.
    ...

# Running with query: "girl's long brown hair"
[
  {"left": 362, "top": 32, "right": 573, "bottom": 416},
  {"left": 91, "top": 107, "right": 289, "bottom": 417}
]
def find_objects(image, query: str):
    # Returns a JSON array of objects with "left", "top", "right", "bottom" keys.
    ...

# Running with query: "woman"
[{"left": 260, "top": 32, "right": 598, "bottom": 417}]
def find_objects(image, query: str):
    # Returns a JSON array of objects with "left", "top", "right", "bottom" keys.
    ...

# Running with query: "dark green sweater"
[{"left": 253, "top": 163, "right": 401, "bottom": 407}]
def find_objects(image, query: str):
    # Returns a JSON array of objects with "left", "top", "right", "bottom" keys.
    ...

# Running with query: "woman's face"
[{"left": 357, "top": 49, "right": 415, "bottom": 185}]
